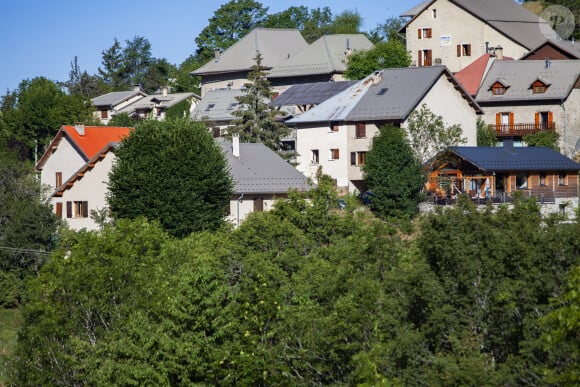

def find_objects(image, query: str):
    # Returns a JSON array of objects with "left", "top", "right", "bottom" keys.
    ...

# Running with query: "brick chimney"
[{"left": 494, "top": 45, "right": 503, "bottom": 60}]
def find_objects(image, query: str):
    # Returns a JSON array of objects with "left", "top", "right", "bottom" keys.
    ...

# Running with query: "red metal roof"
[
  {"left": 62, "top": 125, "right": 132, "bottom": 159},
  {"left": 454, "top": 54, "right": 514, "bottom": 96}
]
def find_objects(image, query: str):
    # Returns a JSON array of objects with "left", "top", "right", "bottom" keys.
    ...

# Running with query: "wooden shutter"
[
  {"left": 332, "top": 149, "right": 340, "bottom": 159},
  {"left": 496, "top": 113, "right": 501, "bottom": 128},
  {"left": 465, "top": 44, "right": 471, "bottom": 56},
  {"left": 55, "top": 203, "right": 63, "bottom": 219},
  {"left": 82, "top": 201, "right": 88, "bottom": 218},
  {"left": 426, "top": 28, "right": 432, "bottom": 38},
  {"left": 55, "top": 172, "right": 62, "bottom": 187},
  {"left": 253, "top": 198, "right": 264, "bottom": 212},
  {"left": 509, "top": 112, "right": 514, "bottom": 129},
  {"left": 425, "top": 50, "right": 432, "bottom": 66},
  {"left": 418, "top": 29, "right": 422, "bottom": 39},
  {"left": 548, "top": 111, "right": 553, "bottom": 127},
  {"left": 457, "top": 45, "right": 461, "bottom": 57},
  {"left": 418, "top": 50, "right": 423, "bottom": 66},
  {"left": 66, "top": 201, "right": 72, "bottom": 218},
  {"left": 535, "top": 112, "right": 540, "bottom": 128}
]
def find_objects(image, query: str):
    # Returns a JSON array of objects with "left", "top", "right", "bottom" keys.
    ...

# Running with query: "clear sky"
[{"left": 0, "top": 0, "right": 419, "bottom": 94}]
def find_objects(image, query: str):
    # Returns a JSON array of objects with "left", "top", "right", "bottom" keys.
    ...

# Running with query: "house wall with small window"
[
  {"left": 405, "top": 0, "right": 528, "bottom": 72},
  {"left": 403, "top": 73, "right": 478, "bottom": 146},
  {"left": 55, "top": 151, "right": 117, "bottom": 231},
  {"left": 227, "top": 194, "right": 281, "bottom": 226},
  {"left": 199, "top": 71, "right": 249, "bottom": 97},
  {"left": 40, "top": 137, "right": 87, "bottom": 195}
]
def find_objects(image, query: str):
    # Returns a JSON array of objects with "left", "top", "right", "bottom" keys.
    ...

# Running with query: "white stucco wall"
[
  {"left": 40, "top": 137, "right": 86, "bottom": 194},
  {"left": 226, "top": 195, "right": 278, "bottom": 227},
  {"left": 55, "top": 151, "right": 116, "bottom": 231},
  {"left": 405, "top": 73, "right": 479, "bottom": 147},
  {"left": 406, "top": 0, "right": 529, "bottom": 72}
]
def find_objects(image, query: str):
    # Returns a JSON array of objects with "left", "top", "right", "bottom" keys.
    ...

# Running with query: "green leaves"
[{"left": 345, "top": 40, "right": 411, "bottom": 80}]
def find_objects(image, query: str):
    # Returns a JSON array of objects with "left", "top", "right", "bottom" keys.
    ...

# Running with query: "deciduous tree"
[{"left": 345, "top": 40, "right": 411, "bottom": 80}]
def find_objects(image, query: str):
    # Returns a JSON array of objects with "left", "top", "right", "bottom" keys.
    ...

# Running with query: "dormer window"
[
  {"left": 205, "top": 103, "right": 216, "bottom": 111},
  {"left": 531, "top": 79, "right": 549, "bottom": 94},
  {"left": 490, "top": 81, "right": 509, "bottom": 96}
]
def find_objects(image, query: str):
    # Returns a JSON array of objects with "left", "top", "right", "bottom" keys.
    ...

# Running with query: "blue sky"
[{"left": 0, "top": 1, "right": 418, "bottom": 94}]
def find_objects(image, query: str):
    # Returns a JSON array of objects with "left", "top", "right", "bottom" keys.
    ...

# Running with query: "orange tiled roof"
[{"left": 62, "top": 125, "right": 132, "bottom": 159}]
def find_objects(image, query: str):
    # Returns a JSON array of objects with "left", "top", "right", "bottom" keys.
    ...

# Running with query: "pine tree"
[{"left": 228, "top": 52, "right": 290, "bottom": 151}]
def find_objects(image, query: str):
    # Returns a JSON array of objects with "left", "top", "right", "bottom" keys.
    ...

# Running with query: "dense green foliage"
[
  {"left": 345, "top": 40, "right": 411, "bottom": 80},
  {"left": 107, "top": 119, "right": 233, "bottom": 237},
  {"left": 523, "top": 129, "right": 560, "bottom": 150},
  {"left": 229, "top": 53, "right": 290, "bottom": 151},
  {"left": 12, "top": 180, "right": 579, "bottom": 385},
  {"left": 0, "top": 144, "right": 58, "bottom": 307},
  {"left": 476, "top": 117, "right": 497, "bottom": 146},
  {"left": 363, "top": 124, "right": 425, "bottom": 220}
]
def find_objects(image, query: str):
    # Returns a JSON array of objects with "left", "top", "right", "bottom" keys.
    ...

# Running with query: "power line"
[{"left": 0, "top": 246, "right": 50, "bottom": 255}]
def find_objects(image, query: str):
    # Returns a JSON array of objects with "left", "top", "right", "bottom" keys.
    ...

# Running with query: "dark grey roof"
[
  {"left": 191, "top": 28, "right": 308, "bottom": 76},
  {"left": 91, "top": 90, "right": 145, "bottom": 107},
  {"left": 401, "top": 0, "right": 559, "bottom": 49},
  {"left": 288, "top": 66, "right": 480, "bottom": 124},
  {"left": 191, "top": 89, "right": 244, "bottom": 122},
  {"left": 400, "top": 0, "right": 432, "bottom": 17},
  {"left": 268, "top": 34, "right": 373, "bottom": 78},
  {"left": 449, "top": 146, "right": 580, "bottom": 172},
  {"left": 475, "top": 59, "right": 580, "bottom": 103},
  {"left": 218, "top": 139, "right": 311, "bottom": 194},
  {"left": 269, "top": 81, "right": 358, "bottom": 107},
  {"left": 116, "top": 92, "right": 197, "bottom": 114}
]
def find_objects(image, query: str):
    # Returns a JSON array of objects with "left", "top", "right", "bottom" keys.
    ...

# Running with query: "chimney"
[
  {"left": 494, "top": 45, "right": 503, "bottom": 60},
  {"left": 162, "top": 86, "right": 168, "bottom": 96},
  {"left": 503, "top": 139, "right": 514, "bottom": 153},
  {"left": 214, "top": 48, "right": 221, "bottom": 62},
  {"left": 133, "top": 84, "right": 141, "bottom": 92},
  {"left": 74, "top": 123, "right": 85, "bottom": 136},
  {"left": 232, "top": 134, "right": 240, "bottom": 158}
]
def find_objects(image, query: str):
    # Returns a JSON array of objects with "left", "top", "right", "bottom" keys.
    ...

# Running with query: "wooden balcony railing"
[{"left": 490, "top": 122, "right": 556, "bottom": 137}]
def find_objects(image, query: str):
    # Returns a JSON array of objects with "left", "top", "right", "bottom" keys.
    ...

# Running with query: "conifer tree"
[{"left": 228, "top": 52, "right": 290, "bottom": 151}]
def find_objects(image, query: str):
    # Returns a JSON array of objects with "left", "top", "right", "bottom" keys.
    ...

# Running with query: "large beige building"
[{"left": 400, "top": 0, "right": 559, "bottom": 72}]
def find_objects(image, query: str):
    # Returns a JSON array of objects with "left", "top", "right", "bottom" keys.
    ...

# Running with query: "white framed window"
[{"left": 311, "top": 149, "right": 319, "bottom": 164}]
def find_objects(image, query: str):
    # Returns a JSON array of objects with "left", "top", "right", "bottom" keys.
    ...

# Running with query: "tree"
[
  {"left": 367, "top": 17, "right": 406, "bottom": 44},
  {"left": 327, "top": 10, "right": 362, "bottom": 34},
  {"left": 64, "top": 56, "right": 107, "bottom": 98},
  {"left": 363, "top": 124, "right": 425, "bottom": 219},
  {"left": 345, "top": 40, "right": 411, "bottom": 80},
  {"left": 108, "top": 119, "right": 233, "bottom": 238},
  {"left": 297, "top": 6, "right": 333, "bottom": 43},
  {"left": 98, "top": 38, "right": 124, "bottom": 89},
  {"left": 0, "top": 144, "right": 57, "bottom": 307},
  {"left": 228, "top": 52, "right": 290, "bottom": 151},
  {"left": 406, "top": 103, "right": 466, "bottom": 166},
  {"left": 194, "top": 0, "right": 268, "bottom": 63},
  {"left": 523, "top": 130, "right": 560, "bottom": 150},
  {"left": 173, "top": 55, "right": 202, "bottom": 94},
  {"left": 476, "top": 117, "right": 496, "bottom": 146}
]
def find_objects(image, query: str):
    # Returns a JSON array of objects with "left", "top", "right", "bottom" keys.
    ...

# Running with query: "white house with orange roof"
[{"left": 35, "top": 124, "right": 133, "bottom": 230}]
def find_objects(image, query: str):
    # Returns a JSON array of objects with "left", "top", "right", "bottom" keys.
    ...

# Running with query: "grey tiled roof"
[
  {"left": 218, "top": 139, "right": 311, "bottom": 194},
  {"left": 191, "top": 28, "right": 308, "bottom": 76},
  {"left": 475, "top": 59, "right": 580, "bottom": 103},
  {"left": 400, "top": 0, "right": 432, "bottom": 17},
  {"left": 450, "top": 146, "right": 580, "bottom": 172},
  {"left": 191, "top": 89, "right": 244, "bottom": 122},
  {"left": 401, "top": 0, "right": 559, "bottom": 49},
  {"left": 288, "top": 66, "right": 480, "bottom": 124},
  {"left": 116, "top": 92, "right": 196, "bottom": 114},
  {"left": 267, "top": 34, "right": 373, "bottom": 78},
  {"left": 91, "top": 90, "right": 145, "bottom": 107},
  {"left": 269, "top": 81, "right": 358, "bottom": 107}
]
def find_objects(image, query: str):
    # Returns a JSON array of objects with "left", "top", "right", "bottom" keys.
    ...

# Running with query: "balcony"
[{"left": 489, "top": 122, "right": 556, "bottom": 138}]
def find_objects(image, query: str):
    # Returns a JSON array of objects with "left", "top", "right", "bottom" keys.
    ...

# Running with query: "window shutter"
[
  {"left": 418, "top": 29, "right": 422, "bottom": 39},
  {"left": 496, "top": 113, "right": 501, "bottom": 127},
  {"left": 55, "top": 203, "right": 63, "bottom": 219},
  {"left": 427, "top": 28, "right": 432, "bottom": 38},
  {"left": 253, "top": 198, "right": 264, "bottom": 212},
  {"left": 509, "top": 112, "right": 514, "bottom": 128},
  {"left": 55, "top": 172, "right": 62, "bottom": 187},
  {"left": 66, "top": 201, "right": 72, "bottom": 218},
  {"left": 425, "top": 50, "right": 432, "bottom": 66},
  {"left": 82, "top": 201, "right": 88, "bottom": 218},
  {"left": 466, "top": 44, "right": 471, "bottom": 56},
  {"left": 418, "top": 50, "right": 423, "bottom": 66},
  {"left": 457, "top": 44, "right": 461, "bottom": 57},
  {"left": 334, "top": 149, "right": 340, "bottom": 159},
  {"left": 535, "top": 112, "right": 540, "bottom": 128},
  {"left": 548, "top": 111, "right": 553, "bottom": 125}
]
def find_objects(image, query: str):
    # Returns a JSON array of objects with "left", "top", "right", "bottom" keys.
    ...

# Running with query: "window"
[
  {"left": 539, "top": 172, "right": 547, "bottom": 186},
  {"left": 329, "top": 148, "right": 340, "bottom": 160},
  {"left": 311, "top": 149, "right": 319, "bottom": 164},
  {"left": 55, "top": 172, "right": 62, "bottom": 187},
  {"left": 535, "top": 111, "right": 553, "bottom": 129},
  {"left": 330, "top": 122, "right": 339, "bottom": 132},
  {"left": 205, "top": 103, "right": 215, "bottom": 111},
  {"left": 350, "top": 151, "right": 367, "bottom": 166},
  {"left": 432, "top": 9, "right": 437, "bottom": 18},
  {"left": 457, "top": 44, "right": 471, "bottom": 57},
  {"left": 100, "top": 109, "right": 108, "bottom": 119},
  {"left": 516, "top": 173, "right": 529, "bottom": 189},
  {"left": 55, "top": 203, "right": 63, "bottom": 219},
  {"left": 558, "top": 172, "right": 567, "bottom": 186},
  {"left": 253, "top": 198, "right": 264, "bottom": 212},
  {"left": 66, "top": 201, "right": 88, "bottom": 218},
  {"left": 532, "top": 80, "right": 549, "bottom": 94},
  {"left": 491, "top": 82, "right": 507, "bottom": 95},
  {"left": 227, "top": 102, "right": 237, "bottom": 110},
  {"left": 418, "top": 28, "right": 432, "bottom": 39},
  {"left": 355, "top": 123, "right": 366, "bottom": 138},
  {"left": 418, "top": 49, "right": 432, "bottom": 66}
]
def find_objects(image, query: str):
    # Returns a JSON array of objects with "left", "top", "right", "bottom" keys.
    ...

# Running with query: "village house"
[
  {"left": 474, "top": 59, "right": 580, "bottom": 155},
  {"left": 400, "top": 0, "right": 558, "bottom": 72},
  {"left": 191, "top": 28, "right": 308, "bottom": 97},
  {"left": 428, "top": 141, "right": 580, "bottom": 214},
  {"left": 286, "top": 66, "right": 481, "bottom": 193},
  {"left": 34, "top": 125, "right": 132, "bottom": 231},
  {"left": 91, "top": 86, "right": 199, "bottom": 124},
  {"left": 520, "top": 39, "right": 580, "bottom": 61}
]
